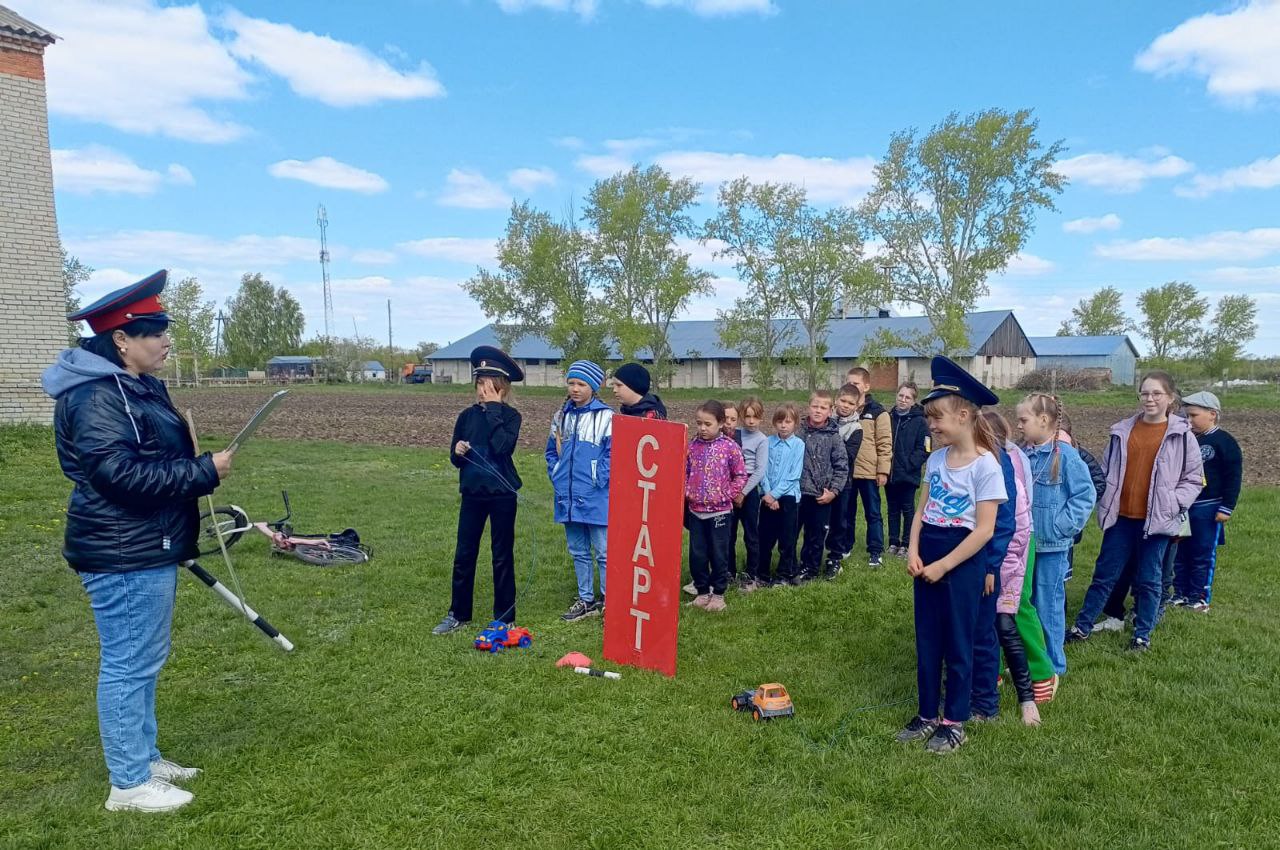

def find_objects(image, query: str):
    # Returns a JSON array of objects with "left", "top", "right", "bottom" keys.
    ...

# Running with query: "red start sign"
[{"left": 603, "top": 415, "right": 687, "bottom": 677}]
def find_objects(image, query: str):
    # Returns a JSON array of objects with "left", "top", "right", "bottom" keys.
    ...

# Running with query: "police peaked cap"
[
  {"left": 470, "top": 345, "right": 524, "bottom": 383},
  {"left": 922, "top": 355, "right": 1000, "bottom": 407}
]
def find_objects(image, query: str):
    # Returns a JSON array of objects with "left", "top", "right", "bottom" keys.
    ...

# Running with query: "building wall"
[
  {"left": 1037, "top": 353, "right": 1135, "bottom": 386},
  {"left": 967, "top": 355, "right": 1036, "bottom": 389},
  {"left": 0, "top": 35, "right": 63, "bottom": 424}
]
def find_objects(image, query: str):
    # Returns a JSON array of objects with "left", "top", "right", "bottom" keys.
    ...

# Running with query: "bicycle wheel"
[
  {"left": 197, "top": 505, "right": 250, "bottom": 556},
  {"left": 290, "top": 542, "right": 369, "bottom": 567}
]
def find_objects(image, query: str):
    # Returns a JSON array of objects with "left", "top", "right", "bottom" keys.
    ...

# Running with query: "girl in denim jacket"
[{"left": 1015, "top": 394, "right": 1096, "bottom": 676}]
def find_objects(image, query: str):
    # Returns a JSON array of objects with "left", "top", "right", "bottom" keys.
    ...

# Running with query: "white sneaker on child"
[
  {"left": 1094, "top": 616, "right": 1125, "bottom": 633},
  {"left": 105, "top": 778, "right": 193, "bottom": 812}
]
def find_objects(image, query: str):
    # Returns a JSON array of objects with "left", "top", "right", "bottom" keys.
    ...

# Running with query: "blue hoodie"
[{"left": 545, "top": 396, "right": 613, "bottom": 526}]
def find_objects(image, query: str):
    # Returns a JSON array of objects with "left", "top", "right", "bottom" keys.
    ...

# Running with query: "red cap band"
[{"left": 87, "top": 294, "right": 165, "bottom": 333}]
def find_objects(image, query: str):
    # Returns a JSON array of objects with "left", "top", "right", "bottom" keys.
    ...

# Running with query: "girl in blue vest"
[
  {"left": 897, "top": 357, "right": 1007, "bottom": 755},
  {"left": 546, "top": 360, "right": 613, "bottom": 622}
]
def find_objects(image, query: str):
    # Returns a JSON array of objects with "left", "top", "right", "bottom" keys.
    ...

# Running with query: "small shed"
[
  {"left": 266, "top": 355, "right": 316, "bottom": 380},
  {"left": 1028, "top": 335, "right": 1139, "bottom": 386},
  {"left": 354, "top": 360, "right": 385, "bottom": 382}
]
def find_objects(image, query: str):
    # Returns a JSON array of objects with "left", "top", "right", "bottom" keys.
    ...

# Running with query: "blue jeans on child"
[
  {"left": 564, "top": 522, "right": 607, "bottom": 604},
  {"left": 1075, "top": 518, "right": 1172, "bottom": 643},
  {"left": 1032, "top": 549, "right": 1071, "bottom": 675},
  {"left": 80, "top": 565, "right": 178, "bottom": 790}
]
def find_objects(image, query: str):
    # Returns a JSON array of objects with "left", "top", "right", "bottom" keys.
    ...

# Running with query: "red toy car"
[{"left": 474, "top": 621, "right": 533, "bottom": 653}]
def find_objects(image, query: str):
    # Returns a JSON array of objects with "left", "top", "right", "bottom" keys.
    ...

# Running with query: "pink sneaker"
[
  {"left": 704, "top": 594, "right": 727, "bottom": 612},
  {"left": 1020, "top": 701, "right": 1042, "bottom": 727},
  {"left": 689, "top": 594, "right": 711, "bottom": 608}
]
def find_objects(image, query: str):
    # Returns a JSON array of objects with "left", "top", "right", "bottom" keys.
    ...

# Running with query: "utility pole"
[
  {"left": 386, "top": 298, "right": 393, "bottom": 383},
  {"left": 318, "top": 204, "right": 334, "bottom": 381}
]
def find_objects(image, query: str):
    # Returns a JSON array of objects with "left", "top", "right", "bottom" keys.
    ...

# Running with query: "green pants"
[{"left": 1016, "top": 535, "right": 1055, "bottom": 681}]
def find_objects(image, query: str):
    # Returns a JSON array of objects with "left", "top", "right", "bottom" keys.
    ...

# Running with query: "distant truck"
[{"left": 401, "top": 363, "right": 433, "bottom": 384}]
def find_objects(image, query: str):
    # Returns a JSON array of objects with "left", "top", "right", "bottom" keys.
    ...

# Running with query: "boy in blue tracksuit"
[{"left": 546, "top": 360, "right": 613, "bottom": 622}]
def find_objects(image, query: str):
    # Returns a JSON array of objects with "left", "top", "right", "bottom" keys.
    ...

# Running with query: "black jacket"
[
  {"left": 1076, "top": 444, "right": 1106, "bottom": 503},
  {"left": 43, "top": 349, "right": 220, "bottom": 573},
  {"left": 1194, "top": 427, "right": 1242, "bottom": 514},
  {"left": 889, "top": 405, "right": 930, "bottom": 486},
  {"left": 798, "top": 416, "right": 850, "bottom": 496},
  {"left": 620, "top": 393, "right": 667, "bottom": 420},
  {"left": 450, "top": 402, "right": 523, "bottom": 498}
]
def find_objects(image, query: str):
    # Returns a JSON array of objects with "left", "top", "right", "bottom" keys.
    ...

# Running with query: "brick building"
[{"left": 0, "top": 7, "right": 61, "bottom": 424}]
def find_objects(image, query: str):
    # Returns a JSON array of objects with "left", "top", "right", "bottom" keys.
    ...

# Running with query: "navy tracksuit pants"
[
  {"left": 1174, "top": 500, "right": 1225, "bottom": 604},
  {"left": 914, "top": 524, "right": 984, "bottom": 723}
]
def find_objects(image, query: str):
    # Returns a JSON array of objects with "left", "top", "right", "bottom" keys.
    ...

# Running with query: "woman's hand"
[
  {"left": 212, "top": 449, "right": 235, "bottom": 480},
  {"left": 455, "top": 440, "right": 471, "bottom": 456},
  {"left": 983, "top": 574, "right": 995, "bottom": 596}
]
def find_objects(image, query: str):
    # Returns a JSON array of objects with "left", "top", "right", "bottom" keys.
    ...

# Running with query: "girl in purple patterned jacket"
[{"left": 685, "top": 400, "right": 748, "bottom": 612}]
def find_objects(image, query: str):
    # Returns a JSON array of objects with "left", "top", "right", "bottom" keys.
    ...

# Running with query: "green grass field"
[{"left": 2, "top": 426, "right": 1278, "bottom": 849}]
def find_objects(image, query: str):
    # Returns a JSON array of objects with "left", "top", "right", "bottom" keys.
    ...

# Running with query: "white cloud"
[
  {"left": 999, "top": 253, "right": 1056, "bottom": 276},
  {"left": 438, "top": 169, "right": 512, "bottom": 209},
  {"left": 52, "top": 146, "right": 195, "bottom": 195},
  {"left": 574, "top": 149, "right": 877, "bottom": 204},
  {"left": 351, "top": 249, "right": 398, "bottom": 265},
  {"left": 331, "top": 275, "right": 393, "bottom": 293},
  {"left": 396, "top": 237, "right": 498, "bottom": 265},
  {"left": 1135, "top": 0, "right": 1280, "bottom": 106},
  {"left": 553, "top": 136, "right": 586, "bottom": 149},
  {"left": 1055, "top": 151, "right": 1193, "bottom": 193},
  {"left": 66, "top": 230, "right": 318, "bottom": 269},
  {"left": 268, "top": 157, "right": 389, "bottom": 194},
  {"left": 641, "top": 0, "right": 776, "bottom": 16},
  {"left": 1176, "top": 153, "right": 1280, "bottom": 198},
  {"left": 1062, "top": 213, "right": 1122, "bottom": 234},
  {"left": 676, "top": 237, "right": 735, "bottom": 271},
  {"left": 222, "top": 10, "right": 445, "bottom": 106},
  {"left": 507, "top": 167, "right": 558, "bottom": 192},
  {"left": 1205, "top": 265, "right": 1280, "bottom": 285},
  {"left": 38, "top": 0, "right": 251, "bottom": 143},
  {"left": 1096, "top": 227, "right": 1280, "bottom": 261}
]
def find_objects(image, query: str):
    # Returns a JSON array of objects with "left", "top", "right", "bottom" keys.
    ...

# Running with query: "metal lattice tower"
[{"left": 317, "top": 204, "right": 334, "bottom": 341}]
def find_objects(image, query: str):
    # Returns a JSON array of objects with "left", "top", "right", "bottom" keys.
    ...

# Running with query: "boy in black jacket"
[
  {"left": 433, "top": 346, "right": 524, "bottom": 636},
  {"left": 798, "top": 390, "right": 849, "bottom": 583},
  {"left": 825, "top": 384, "right": 864, "bottom": 577},
  {"left": 886, "top": 383, "right": 930, "bottom": 556},
  {"left": 610, "top": 362, "right": 667, "bottom": 420},
  {"left": 1173, "top": 391, "right": 1242, "bottom": 611}
]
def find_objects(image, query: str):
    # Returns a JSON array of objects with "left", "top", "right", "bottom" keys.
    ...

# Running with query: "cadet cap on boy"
[{"left": 922, "top": 355, "right": 1000, "bottom": 408}]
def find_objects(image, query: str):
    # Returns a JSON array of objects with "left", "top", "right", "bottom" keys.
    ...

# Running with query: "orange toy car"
[{"left": 730, "top": 683, "right": 794, "bottom": 721}]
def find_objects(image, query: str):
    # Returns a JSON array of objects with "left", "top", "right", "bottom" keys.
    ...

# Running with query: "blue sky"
[{"left": 21, "top": 0, "right": 1280, "bottom": 354}]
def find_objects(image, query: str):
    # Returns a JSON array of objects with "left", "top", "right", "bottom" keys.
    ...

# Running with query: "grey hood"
[{"left": 42, "top": 348, "right": 129, "bottom": 399}]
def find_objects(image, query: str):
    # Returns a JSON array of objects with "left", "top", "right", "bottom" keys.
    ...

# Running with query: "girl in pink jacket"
[{"left": 685, "top": 400, "right": 748, "bottom": 612}]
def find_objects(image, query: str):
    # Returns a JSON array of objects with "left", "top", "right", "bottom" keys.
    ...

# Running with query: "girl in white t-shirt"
[{"left": 895, "top": 357, "right": 1008, "bottom": 755}]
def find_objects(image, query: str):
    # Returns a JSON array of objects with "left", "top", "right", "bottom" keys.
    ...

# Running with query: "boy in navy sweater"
[{"left": 1173, "top": 392, "right": 1243, "bottom": 611}]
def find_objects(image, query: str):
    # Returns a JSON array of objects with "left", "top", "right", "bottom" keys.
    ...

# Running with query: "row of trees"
[
  {"left": 62, "top": 256, "right": 441, "bottom": 375},
  {"left": 467, "top": 108, "right": 1066, "bottom": 390},
  {"left": 1058, "top": 282, "right": 1259, "bottom": 377}
]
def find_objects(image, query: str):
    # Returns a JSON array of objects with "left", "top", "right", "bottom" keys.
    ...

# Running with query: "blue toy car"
[{"left": 474, "top": 620, "right": 533, "bottom": 653}]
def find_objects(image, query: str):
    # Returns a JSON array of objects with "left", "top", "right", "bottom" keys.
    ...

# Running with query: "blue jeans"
[
  {"left": 80, "top": 565, "right": 177, "bottom": 789},
  {"left": 564, "top": 522, "right": 607, "bottom": 604},
  {"left": 1075, "top": 518, "right": 1172, "bottom": 643},
  {"left": 1032, "top": 549, "right": 1070, "bottom": 675},
  {"left": 851, "top": 478, "right": 885, "bottom": 558}
]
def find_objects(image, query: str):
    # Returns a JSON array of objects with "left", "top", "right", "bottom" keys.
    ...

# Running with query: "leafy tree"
[
  {"left": 859, "top": 108, "right": 1065, "bottom": 356},
  {"left": 222, "top": 273, "right": 304, "bottom": 369},
  {"left": 165, "top": 275, "right": 216, "bottom": 364},
  {"left": 61, "top": 248, "right": 92, "bottom": 345},
  {"left": 463, "top": 201, "right": 609, "bottom": 366},
  {"left": 1197, "top": 294, "right": 1257, "bottom": 380},
  {"left": 1137, "top": 281, "right": 1208, "bottom": 361},
  {"left": 415, "top": 341, "right": 440, "bottom": 361},
  {"left": 1057, "top": 286, "right": 1134, "bottom": 336},
  {"left": 585, "top": 165, "right": 713, "bottom": 385}
]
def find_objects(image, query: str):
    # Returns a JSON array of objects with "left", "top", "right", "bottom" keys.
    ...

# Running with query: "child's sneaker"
[
  {"left": 149, "top": 758, "right": 201, "bottom": 784},
  {"left": 1187, "top": 600, "right": 1210, "bottom": 613},
  {"left": 682, "top": 581, "right": 698, "bottom": 596},
  {"left": 868, "top": 554, "right": 883, "bottom": 569},
  {"left": 1019, "top": 701, "right": 1042, "bottom": 727},
  {"left": 894, "top": 715, "right": 939, "bottom": 742},
  {"left": 1169, "top": 595, "right": 1189, "bottom": 608},
  {"left": 738, "top": 579, "right": 760, "bottom": 593},
  {"left": 688, "top": 594, "right": 711, "bottom": 609},
  {"left": 1127, "top": 637, "right": 1151, "bottom": 652},
  {"left": 925, "top": 723, "right": 967, "bottom": 754},
  {"left": 561, "top": 599, "right": 595, "bottom": 621},
  {"left": 704, "top": 594, "right": 727, "bottom": 612},
  {"left": 104, "top": 778, "right": 193, "bottom": 813},
  {"left": 432, "top": 613, "right": 470, "bottom": 635},
  {"left": 1064, "top": 626, "right": 1090, "bottom": 643},
  {"left": 1093, "top": 616, "right": 1124, "bottom": 633},
  {"left": 823, "top": 561, "right": 843, "bottom": 580},
  {"left": 1032, "top": 675, "right": 1059, "bottom": 704}
]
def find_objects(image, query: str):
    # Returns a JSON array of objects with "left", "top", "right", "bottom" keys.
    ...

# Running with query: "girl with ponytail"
[{"left": 1015, "top": 393, "right": 1096, "bottom": 677}]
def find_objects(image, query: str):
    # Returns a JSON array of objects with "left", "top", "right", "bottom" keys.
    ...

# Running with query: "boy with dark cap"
[{"left": 610, "top": 362, "right": 667, "bottom": 420}]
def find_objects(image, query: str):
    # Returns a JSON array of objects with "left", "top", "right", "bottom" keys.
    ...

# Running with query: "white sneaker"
[
  {"left": 1094, "top": 616, "right": 1125, "bottom": 632},
  {"left": 682, "top": 581, "right": 698, "bottom": 596},
  {"left": 105, "top": 778, "right": 193, "bottom": 812},
  {"left": 151, "top": 758, "right": 202, "bottom": 783}
]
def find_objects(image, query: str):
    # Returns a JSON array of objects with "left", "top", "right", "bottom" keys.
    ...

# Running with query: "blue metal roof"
[
  {"left": 433, "top": 311, "right": 1017, "bottom": 361},
  {"left": 361, "top": 361, "right": 385, "bottom": 371},
  {"left": 1028, "top": 335, "right": 1138, "bottom": 357},
  {"left": 267, "top": 355, "right": 315, "bottom": 364}
]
